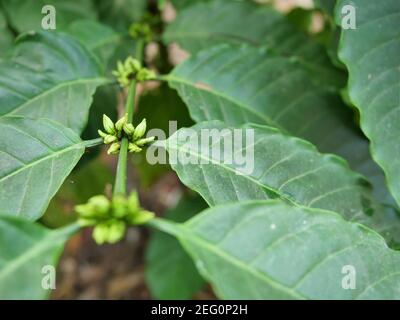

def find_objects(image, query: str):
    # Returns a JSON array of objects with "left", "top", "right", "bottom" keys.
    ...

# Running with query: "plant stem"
[{"left": 113, "top": 40, "right": 144, "bottom": 197}]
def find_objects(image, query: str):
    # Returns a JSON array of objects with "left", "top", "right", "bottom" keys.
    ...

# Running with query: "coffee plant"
[{"left": 0, "top": 0, "right": 399, "bottom": 300}]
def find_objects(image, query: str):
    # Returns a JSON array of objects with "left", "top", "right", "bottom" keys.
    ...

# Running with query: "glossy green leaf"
[
  {"left": 151, "top": 201, "right": 400, "bottom": 299},
  {"left": 0, "top": 216, "right": 77, "bottom": 299},
  {"left": 165, "top": 45, "right": 393, "bottom": 204},
  {"left": 0, "top": 31, "right": 109, "bottom": 133},
  {"left": 164, "top": 0, "right": 333, "bottom": 65},
  {"left": 0, "top": 117, "right": 89, "bottom": 220},
  {"left": 161, "top": 121, "right": 400, "bottom": 244},
  {"left": 65, "top": 20, "right": 121, "bottom": 66},
  {"left": 134, "top": 84, "right": 193, "bottom": 187},
  {"left": 2, "top": 0, "right": 97, "bottom": 32},
  {"left": 146, "top": 195, "right": 207, "bottom": 299},
  {"left": 335, "top": 0, "right": 400, "bottom": 206}
]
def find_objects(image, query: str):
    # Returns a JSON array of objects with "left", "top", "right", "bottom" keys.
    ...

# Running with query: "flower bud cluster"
[
  {"left": 98, "top": 114, "right": 155, "bottom": 155},
  {"left": 75, "top": 193, "right": 155, "bottom": 244}
]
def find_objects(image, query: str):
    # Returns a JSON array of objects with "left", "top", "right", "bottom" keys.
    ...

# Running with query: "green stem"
[{"left": 113, "top": 40, "right": 144, "bottom": 197}]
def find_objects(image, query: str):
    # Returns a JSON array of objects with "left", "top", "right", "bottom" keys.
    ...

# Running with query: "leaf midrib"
[
  {"left": 177, "top": 224, "right": 307, "bottom": 300},
  {"left": 1, "top": 77, "right": 110, "bottom": 118},
  {"left": 0, "top": 141, "right": 86, "bottom": 183},
  {"left": 0, "top": 224, "right": 77, "bottom": 284},
  {"left": 166, "top": 75, "right": 284, "bottom": 131}
]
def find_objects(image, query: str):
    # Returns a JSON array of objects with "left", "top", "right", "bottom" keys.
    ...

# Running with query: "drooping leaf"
[
  {"left": 0, "top": 216, "right": 77, "bottom": 299},
  {"left": 161, "top": 121, "right": 400, "bottom": 244},
  {"left": 2, "top": 0, "right": 97, "bottom": 32},
  {"left": 94, "top": 0, "right": 147, "bottom": 32},
  {"left": 0, "top": 117, "right": 89, "bottom": 220},
  {"left": 146, "top": 194, "right": 207, "bottom": 299},
  {"left": 65, "top": 20, "right": 121, "bottom": 66},
  {"left": 335, "top": 0, "right": 400, "bottom": 206},
  {"left": 0, "top": 31, "right": 109, "bottom": 133},
  {"left": 151, "top": 201, "right": 400, "bottom": 299},
  {"left": 165, "top": 45, "right": 393, "bottom": 204},
  {"left": 0, "top": 10, "right": 13, "bottom": 58},
  {"left": 163, "top": 0, "right": 334, "bottom": 66}
]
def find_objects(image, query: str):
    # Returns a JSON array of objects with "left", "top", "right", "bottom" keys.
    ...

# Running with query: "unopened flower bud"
[
  {"left": 88, "top": 195, "right": 110, "bottom": 216},
  {"left": 129, "top": 210, "right": 155, "bottom": 225},
  {"left": 98, "top": 130, "right": 107, "bottom": 138},
  {"left": 123, "top": 123, "right": 135, "bottom": 136},
  {"left": 78, "top": 218, "right": 97, "bottom": 227},
  {"left": 128, "top": 143, "right": 142, "bottom": 153},
  {"left": 127, "top": 192, "right": 139, "bottom": 213},
  {"left": 115, "top": 113, "right": 127, "bottom": 132},
  {"left": 103, "top": 114, "right": 115, "bottom": 134},
  {"left": 107, "top": 142, "right": 120, "bottom": 155},
  {"left": 136, "top": 68, "right": 156, "bottom": 82},
  {"left": 133, "top": 118, "right": 146, "bottom": 140},
  {"left": 112, "top": 195, "right": 128, "bottom": 218},
  {"left": 107, "top": 221, "right": 126, "bottom": 244},
  {"left": 93, "top": 223, "right": 110, "bottom": 245},
  {"left": 135, "top": 136, "right": 155, "bottom": 147},
  {"left": 104, "top": 134, "right": 117, "bottom": 144}
]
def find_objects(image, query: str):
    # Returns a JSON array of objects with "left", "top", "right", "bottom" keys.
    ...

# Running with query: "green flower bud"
[
  {"left": 133, "top": 118, "right": 146, "bottom": 140},
  {"left": 93, "top": 223, "right": 110, "bottom": 245},
  {"left": 115, "top": 113, "right": 127, "bottom": 132},
  {"left": 117, "top": 60, "right": 124, "bottom": 74},
  {"left": 98, "top": 129, "right": 107, "bottom": 138},
  {"left": 129, "top": 210, "right": 155, "bottom": 225},
  {"left": 104, "top": 134, "right": 117, "bottom": 144},
  {"left": 125, "top": 57, "right": 141, "bottom": 72},
  {"left": 75, "top": 203, "right": 96, "bottom": 218},
  {"left": 88, "top": 195, "right": 110, "bottom": 216},
  {"left": 127, "top": 192, "right": 139, "bottom": 213},
  {"left": 135, "top": 136, "right": 155, "bottom": 147},
  {"left": 136, "top": 68, "right": 156, "bottom": 82},
  {"left": 123, "top": 123, "right": 135, "bottom": 136},
  {"left": 107, "top": 142, "right": 121, "bottom": 155},
  {"left": 128, "top": 142, "right": 142, "bottom": 153},
  {"left": 107, "top": 221, "right": 126, "bottom": 244},
  {"left": 103, "top": 114, "right": 115, "bottom": 134},
  {"left": 78, "top": 217, "right": 97, "bottom": 227},
  {"left": 112, "top": 195, "right": 128, "bottom": 218}
]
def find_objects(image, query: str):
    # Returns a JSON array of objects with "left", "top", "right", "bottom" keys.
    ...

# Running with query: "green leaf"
[
  {"left": 0, "top": 117, "right": 88, "bottom": 220},
  {"left": 0, "top": 216, "right": 77, "bottom": 299},
  {"left": 0, "top": 31, "right": 109, "bottom": 133},
  {"left": 94, "top": 0, "right": 147, "bottom": 32},
  {"left": 133, "top": 84, "right": 194, "bottom": 187},
  {"left": 151, "top": 200, "right": 400, "bottom": 299},
  {"left": 162, "top": 121, "right": 400, "bottom": 244},
  {"left": 163, "top": 0, "right": 333, "bottom": 65},
  {"left": 41, "top": 158, "right": 114, "bottom": 228},
  {"left": 335, "top": 0, "right": 400, "bottom": 206},
  {"left": 0, "top": 10, "right": 13, "bottom": 58},
  {"left": 146, "top": 194, "right": 207, "bottom": 299},
  {"left": 65, "top": 20, "right": 121, "bottom": 66},
  {"left": 2, "top": 0, "right": 97, "bottom": 32},
  {"left": 165, "top": 45, "right": 393, "bottom": 204}
]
